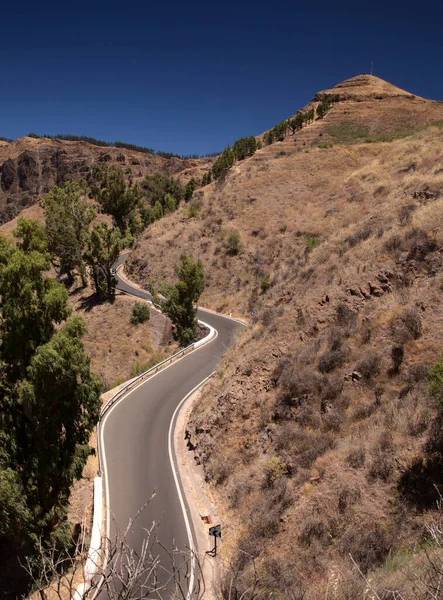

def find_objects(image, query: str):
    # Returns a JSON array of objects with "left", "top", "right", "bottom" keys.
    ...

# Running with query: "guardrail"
[{"left": 97, "top": 342, "right": 196, "bottom": 475}]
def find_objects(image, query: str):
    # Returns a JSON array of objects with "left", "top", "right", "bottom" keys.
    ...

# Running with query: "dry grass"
[
  {"left": 69, "top": 285, "right": 176, "bottom": 390},
  {"left": 124, "top": 76, "right": 443, "bottom": 598}
]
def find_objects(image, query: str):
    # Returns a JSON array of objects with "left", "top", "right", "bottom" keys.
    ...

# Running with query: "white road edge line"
[
  {"left": 168, "top": 373, "right": 215, "bottom": 600},
  {"left": 98, "top": 319, "right": 218, "bottom": 599}
]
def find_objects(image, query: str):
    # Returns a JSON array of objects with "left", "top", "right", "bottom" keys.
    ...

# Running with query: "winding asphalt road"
[{"left": 100, "top": 258, "right": 240, "bottom": 594}]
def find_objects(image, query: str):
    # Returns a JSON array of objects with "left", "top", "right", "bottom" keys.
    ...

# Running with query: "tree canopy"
[
  {"left": 84, "top": 223, "right": 121, "bottom": 299},
  {"left": 0, "top": 230, "right": 101, "bottom": 553},
  {"left": 90, "top": 164, "right": 141, "bottom": 232},
  {"left": 41, "top": 181, "right": 94, "bottom": 285},
  {"left": 162, "top": 254, "right": 205, "bottom": 347}
]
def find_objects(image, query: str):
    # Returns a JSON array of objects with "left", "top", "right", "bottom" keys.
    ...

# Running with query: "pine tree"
[
  {"left": 162, "top": 254, "right": 204, "bottom": 346},
  {"left": 84, "top": 223, "right": 121, "bottom": 299},
  {"left": 90, "top": 164, "right": 141, "bottom": 232},
  {"left": 42, "top": 182, "right": 94, "bottom": 285}
]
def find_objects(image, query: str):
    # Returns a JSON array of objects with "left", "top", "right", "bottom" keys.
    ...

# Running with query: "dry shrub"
[
  {"left": 356, "top": 351, "right": 381, "bottom": 381},
  {"left": 299, "top": 517, "right": 330, "bottom": 548},
  {"left": 384, "top": 228, "right": 437, "bottom": 262},
  {"left": 227, "top": 476, "right": 254, "bottom": 509},
  {"left": 276, "top": 367, "right": 323, "bottom": 407},
  {"left": 340, "top": 519, "right": 394, "bottom": 573},
  {"left": 338, "top": 485, "right": 361, "bottom": 513},
  {"left": 207, "top": 451, "right": 231, "bottom": 484},
  {"left": 346, "top": 446, "right": 366, "bottom": 468},
  {"left": 391, "top": 308, "right": 423, "bottom": 344},
  {"left": 260, "top": 557, "right": 307, "bottom": 600},
  {"left": 404, "top": 227, "right": 437, "bottom": 261},
  {"left": 318, "top": 347, "right": 346, "bottom": 373},
  {"left": 344, "top": 222, "right": 373, "bottom": 249},
  {"left": 271, "top": 356, "right": 291, "bottom": 385},
  {"left": 398, "top": 204, "right": 417, "bottom": 226},
  {"left": 293, "top": 403, "right": 322, "bottom": 428},
  {"left": 407, "top": 363, "right": 428, "bottom": 384},
  {"left": 275, "top": 423, "right": 335, "bottom": 469},
  {"left": 368, "top": 451, "right": 395, "bottom": 481},
  {"left": 336, "top": 303, "right": 358, "bottom": 330},
  {"left": 322, "top": 409, "right": 345, "bottom": 432},
  {"left": 384, "top": 234, "right": 402, "bottom": 256},
  {"left": 323, "top": 374, "right": 344, "bottom": 400},
  {"left": 407, "top": 401, "right": 432, "bottom": 436},
  {"left": 352, "top": 401, "right": 377, "bottom": 421}
]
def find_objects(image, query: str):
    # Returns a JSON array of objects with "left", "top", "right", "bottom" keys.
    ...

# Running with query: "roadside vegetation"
[{"left": 0, "top": 223, "right": 102, "bottom": 587}]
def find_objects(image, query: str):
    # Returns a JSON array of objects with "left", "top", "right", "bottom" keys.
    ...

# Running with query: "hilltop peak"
[{"left": 314, "top": 73, "right": 424, "bottom": 101}]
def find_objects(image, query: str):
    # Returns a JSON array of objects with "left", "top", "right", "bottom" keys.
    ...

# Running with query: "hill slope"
[
  {"left": 0, "top": 136, "right": 212, "bottom": 223},
  {"left": 126, "top": 75, "right": 443, "bottom": 598}
]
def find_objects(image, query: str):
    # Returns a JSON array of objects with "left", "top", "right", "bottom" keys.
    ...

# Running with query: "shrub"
[
  {"left": 318, "top": 348, "right": 345, "bottom": 373},
  {"left": 391, "top": 308, "right": 422, "bottom": 344},
  {"left": 226, "top": 230, "right": 241, "bottom": 255},
  {"left": 405, "top": 227, "right": 437, "bottom": 261},
  {"left": 356, "top": 351, "right": 381, "bottom": 381},
  {"left": 346, "top": 446, "right": 366, "bottom": 468},
  {"left": 344, "top": 223, "right": 372, "bottom": 248},
  {"left": 187, "top": 197, "right": 201, "bottom": 218},
  {"left": 264, "top": 456, "right": 287, "bottom": 486},
  {"left": 299, "top": 518, "right": 329, "bottom": 548},
  {"left": 398, "top": 204, "right": 416, "bottom": 226},
  {"left": 384, "top": 234, "right": 402, "bottom": 255},
  {"left": 368, "top": 451, "right": 395, "bottom": 481},
  {"left": 260, "top": 272, "right": 271, "bottom": 294},
  {"left": 336, "top": 303, "right": 358, "bottom": 330},
  {"left": 391, "top": 345, "right": 404, "bottom": 374},
  {"left": 130, "top": 301, "right": 150, "bottom": 325},
  {"left": 340, "top": 520, "right": 393, "bottom": 573},
  {"left": 277, "top": 368, "right": 322, "bottom": 407},
  {"left": 305, "top": 235, "right": 320, "bottom": 253},
  {"left": 429, "top": 355, "right": 443, "bottom": 407}
]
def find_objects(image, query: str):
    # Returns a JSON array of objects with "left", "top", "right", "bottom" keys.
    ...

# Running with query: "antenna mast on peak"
[{"left": 370, "top": 61, "right": 374, "bottom": 75}]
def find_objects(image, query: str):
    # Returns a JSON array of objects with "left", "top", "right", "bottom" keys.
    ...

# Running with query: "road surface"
[{"left": 100, "top": 259, "right": 240, "bottom": 594}]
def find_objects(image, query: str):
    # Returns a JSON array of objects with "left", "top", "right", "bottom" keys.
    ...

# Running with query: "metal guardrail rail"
[{"left": 97, "top": 342, "right": 196, "bottom": 476}]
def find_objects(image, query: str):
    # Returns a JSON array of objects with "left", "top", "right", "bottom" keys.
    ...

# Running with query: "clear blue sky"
[{"left": 1, "top": 0, "right": 442, "bottom": 156}]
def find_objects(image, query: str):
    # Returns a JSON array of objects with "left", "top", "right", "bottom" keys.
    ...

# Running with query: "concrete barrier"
[{"left": 71, "top": 476, "right": 102, "bottom": 600}]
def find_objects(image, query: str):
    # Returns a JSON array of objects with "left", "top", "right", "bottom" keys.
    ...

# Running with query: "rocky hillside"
[
  {"left": 126, "top": 75, "right": 443, "bottom": 598},
  {"left": 0, "top": 136, "right": 212, "bottom": 223}
]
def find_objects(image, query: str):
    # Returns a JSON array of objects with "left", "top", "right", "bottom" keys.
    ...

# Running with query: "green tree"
[
  {"left": 184, "top": 178, "right": 197, "bottom": 202},
  {"left": 18, "top": 317, "right": 102, "bottom": 522},
  {"left": 142, "top": 173, "right": 184, "bottom": 211},
  {"left": 201, "top": 171, "right": 212, "bottom": 186},
  {"left": 41, "top": 182, "right": 94, "bottom": 285},
  {"left": 164, "top": 193, "right": 176, "bottom": 214},
  {"left": 212, "top": 146, "right": 234, "bottom": 180},
  {"left": 131, "top": 301, "right": 150, "bottom": 325},
  {"left": 90, "top": 164, "right": 141, "bottom": 232},
  {"left": 0, "top": 237, "right": 101, "bottom": 548},
  {"left": 84, "top": 223, "right": 121, "bottom": 299},
  {"left": 0, "top": 243, "right": 70, "bottom": 381},
  {"left": 13, "top": 217, "right": 47, "bottom": 254},
  {"left": 152, "top": 200, "right": 164, "bottom": 221},
  {"left": 162, "top": 254, "right": 205, "bottom": 346}
]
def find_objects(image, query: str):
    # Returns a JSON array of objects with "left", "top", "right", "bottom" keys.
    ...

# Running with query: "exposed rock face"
[{"left": 0, "top": 136, "right": 212, "bottom": 224}]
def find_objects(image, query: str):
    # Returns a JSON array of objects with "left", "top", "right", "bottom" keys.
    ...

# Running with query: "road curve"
[{"left": 100, "top": 260, "right": 240, "bottom": 593}]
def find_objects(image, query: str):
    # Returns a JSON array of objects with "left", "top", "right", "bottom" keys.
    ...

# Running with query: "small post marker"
[{"left": 206, "top": 524, "right": 221, "bottom": 556}]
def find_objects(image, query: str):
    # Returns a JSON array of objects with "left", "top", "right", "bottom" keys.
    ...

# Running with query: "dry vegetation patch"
[{"left": 122, "top": 76, "right": 443, "bottom": 597}]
